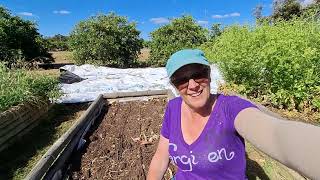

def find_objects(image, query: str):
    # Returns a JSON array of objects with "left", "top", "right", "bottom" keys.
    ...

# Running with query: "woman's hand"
[{"left": 147, "top": 135, "right": 170, "bottom": 180}]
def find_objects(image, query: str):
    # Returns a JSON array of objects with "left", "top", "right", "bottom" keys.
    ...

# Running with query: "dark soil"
[{"left": 69, "top": 97, "right": 175, "bottom": 180}]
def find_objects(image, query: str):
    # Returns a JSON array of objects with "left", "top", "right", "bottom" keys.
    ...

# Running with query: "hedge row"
[{"left": 201, "top": 18, "right": 320, "bottom": 111}]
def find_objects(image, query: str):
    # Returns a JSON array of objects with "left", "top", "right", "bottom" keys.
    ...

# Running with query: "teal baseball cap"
[{"left": 166, "top": 49, "right": 210, "bottom": 78}]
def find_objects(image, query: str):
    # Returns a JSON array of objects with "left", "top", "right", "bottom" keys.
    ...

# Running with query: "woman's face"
[{"left": 171, "top": 64, "right": 211, "bottom": 110}]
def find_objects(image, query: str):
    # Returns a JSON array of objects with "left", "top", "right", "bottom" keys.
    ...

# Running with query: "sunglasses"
[{"left": 171, "top": 71, "right": 210, "bottom": 90}]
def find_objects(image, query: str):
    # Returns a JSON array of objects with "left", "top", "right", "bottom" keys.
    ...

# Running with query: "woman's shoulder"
[
  {"left": 218, "top": 93, "right": 249, "bottom": 104},
  {"left": 167, "top": 96, "right": 182, "bottom": 107},
  {"left": 218, "top": 93, "right": 258, "bottom": 113}
]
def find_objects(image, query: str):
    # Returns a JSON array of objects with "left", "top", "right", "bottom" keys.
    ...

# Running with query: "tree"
[
  {"left": 272, "top": 0, "right": 302, "bottom": 20},
  {"left": 253, "top": 4, "right": 263, "bottom": 20},
  {"left": 69, "top": 13, "right": 143, "bottom": 67},
  {"left": 149, "top": 15, "right": 208, "bottom": 66},
  {"left": 46, "top": 34, "right": 69, "bottom": 51},
  {"left": 301, "top": 0, "right": 320, "bottom": 20},
  {"left": 142, "top": 40, "right": 151, "bottom": 48},
  {"left": 0, "top": 6, "right": 52, "bottom": 66},
  {"left": 209, "top": 23, "right": 223, "bottom": 39}
]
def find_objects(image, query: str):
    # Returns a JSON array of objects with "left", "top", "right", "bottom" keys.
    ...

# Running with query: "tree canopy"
[
  {"left": 149, "top": 15, "right": 208, "bottom": 66},
  {"left": 0, "top": 6, "right": 52, "bottom": 66},
  {"left": 69, "top": 13, "right": 143, "bottom": 67}
]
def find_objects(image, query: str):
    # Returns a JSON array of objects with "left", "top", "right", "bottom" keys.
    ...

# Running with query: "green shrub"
[
  {"left": 69, "top": 13, "right": 143, "bottom": 67},
  {"left": 0, "top": 63, "right": 60, "bottom": 112},
  {"left": 201, "top": 19, "right": 320, "bottom": 111},
  {"left": 149, "top": 15, "right": 208, "bottom": 66},
  {"left": 46, "top": 34, "right": 69, "bottom": 51},
  {"left": 0, "top": 6, "right": 52, "bottom": 66}
]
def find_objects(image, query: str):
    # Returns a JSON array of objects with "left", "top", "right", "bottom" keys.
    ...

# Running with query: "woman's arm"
[
  {"left": 235, "top": 107, "right": 320, "bottom": 179},
  {"left": 147, "top": 135, "right": 170, "bottom": 180}
]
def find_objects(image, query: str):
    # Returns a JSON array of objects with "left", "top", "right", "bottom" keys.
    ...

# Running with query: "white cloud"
[
  {"left": 212, "top": 12, "right": 241, "bottom": 19},
  {"left": 212, "top": 15, "right": 224, "bottom": 19},
  {"left": 300, "top": 0, "right": 315, "bottom": 7},
  {"left": 229, "top": 12, "right": 240, "bottom": 17},
  {"left": 197, "top": 20, "right": 209, "bottom": 25},
  {"left": 53, "top": 10, "right": 71, "bottom": 15},
  {"left": 18, "top": 12, "right": 34, "bottom": 16},
  {"left": 150, "top": 17, "right": 170, "bottom": 24}
]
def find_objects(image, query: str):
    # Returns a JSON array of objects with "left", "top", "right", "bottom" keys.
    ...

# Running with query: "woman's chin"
[{"left": 185, "top": 98, "right": 208, "bottom": 110}]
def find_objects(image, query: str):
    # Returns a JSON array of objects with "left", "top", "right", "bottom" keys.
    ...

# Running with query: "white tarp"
[{"left": 57, "top": 64, "right": 224, "bottom": 103}]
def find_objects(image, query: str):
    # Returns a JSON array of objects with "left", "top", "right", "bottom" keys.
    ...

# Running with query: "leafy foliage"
[
  {"left": 0, "top": 63, "right": 60, "bottom": 112},
  {"left": 69, "top": 13, "right": 143, "bottom": 67},
  {"left": 201, "top": 19, "right": 320, "bottom": 111},
  {"left": 301, "top": 1, "right": 320, "bottom": 21},
  {"left": 46, "top": 34, "right": 69, "bottom": 51},
  {"left": 272, "top": 0, "right": 302, "bottom": 21},
  {"left": 209, "top": 23, "right": 223, "bottom": 40},
  {"left": 0, "top": 6, "right": 52, "bottom": 66},
  {"left": 256, "top": 1, "right": 320, "bottom": 23},
  {"left": 149, "top": 16, "right": 208, "bottom": 66},
  {"left": 142, "top": 40, "right": 151, "bottom": 48}
]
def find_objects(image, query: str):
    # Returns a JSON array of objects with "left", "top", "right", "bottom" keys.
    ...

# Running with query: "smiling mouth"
[{"left": 190, "top": 90, "right": 203, "bottom": 97}]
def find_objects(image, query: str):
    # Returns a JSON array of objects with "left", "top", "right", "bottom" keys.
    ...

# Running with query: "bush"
[
  {"left": 201, "top": 19, "right": 320, "bottom": 111},
  {"left": 69, "top": 13, "right": 143, "bottom": 67},
  {"left": 46, "top": 34, "right": 69, "bottom": 51},
  {"left": 149, "top": 16, "right": 208, "bottom": 66},
  {"left": 0, "top": 6, "right": 52, "bottom": 66},
  {"left": 0, "top": 63, "right": 60, "bottom": 112}
]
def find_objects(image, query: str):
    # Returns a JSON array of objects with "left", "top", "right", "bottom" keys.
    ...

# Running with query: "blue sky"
[{"left": 0, "top": 0, "right": 314, "bottom": 40}]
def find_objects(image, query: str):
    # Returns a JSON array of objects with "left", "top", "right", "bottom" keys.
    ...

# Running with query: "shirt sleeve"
[
  {"left": 227, "top": 95, "right": 259, "bottom": 127},
  {"left": 160, "top": 103, "right": 171, "bottom": 139}
]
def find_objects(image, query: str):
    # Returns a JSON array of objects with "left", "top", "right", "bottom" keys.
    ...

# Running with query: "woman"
[{"left": 147, "top": 49, "right": 320, "bottom": 180}]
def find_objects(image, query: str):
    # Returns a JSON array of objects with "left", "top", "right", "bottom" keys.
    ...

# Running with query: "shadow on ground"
[
  {"left": 246, "top": 153, "right": 270, "bottom": 180},
  {"left": 0, "top": 103, "right": 88, "bottom": 180}
]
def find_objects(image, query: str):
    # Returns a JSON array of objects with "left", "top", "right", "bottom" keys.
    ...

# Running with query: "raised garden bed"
[
  {"left": 0, "top": 103, "right": 88, "bottom": 180},
  {"left": 69, "top": 97, "right": 171, "bottom": 179},
  {"left": 0, "top": 100, "right": 50, "bottom": 153},
  {"left": 25, "top": 90, "right": 308, "bottom": 180}
]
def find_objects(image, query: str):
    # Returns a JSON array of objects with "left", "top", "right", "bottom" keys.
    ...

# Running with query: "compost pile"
[{"left": 70, "top": 97, "right": 175, "bottom": 179}]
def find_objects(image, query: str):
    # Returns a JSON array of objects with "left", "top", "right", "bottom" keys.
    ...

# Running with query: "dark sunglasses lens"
[
  {"left": 191, "top": 71, "right": 208, "bottom": 80},
  {"left": 172, "top": 71, "right": 208, "bottom": 87},
  {"left": 172, "top": 77, "right": 188, "bottom": 86}
]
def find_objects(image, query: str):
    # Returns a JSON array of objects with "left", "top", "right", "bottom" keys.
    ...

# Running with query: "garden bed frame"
[
  {"left": 25, "top": 89, "right": 307, "bottom": 180},
  {"left": 26, "top": 89, "right": 173, "bottom": 180},
  {"left": 0, "top": 100, "right": 50, "bottom": 153}
]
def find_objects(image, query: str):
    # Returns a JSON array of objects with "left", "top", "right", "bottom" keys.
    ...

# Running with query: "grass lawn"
[
  {"left": 0, "top": 103, "right": 88, "bottom": 180},
  {"left": 50, "top": 51, "right": 74, "bottom": 64},
  {"left": 50, "top": 48, "right": 151, "bottom": 64}
]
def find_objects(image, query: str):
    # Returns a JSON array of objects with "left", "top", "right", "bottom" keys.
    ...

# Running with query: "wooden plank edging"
[
  {"left": 26, "top": 94, "right": 104, "bottom": 180},
  {"left": 44, "top": 101, "right": 105, "bottom": 180},
  {"left": 26, "top": 90, "right": 173, "bottom": 179},
  {"left": 24, "top": 90, "right": 177, "bottom": 180},
  {"left": 103, "top": 89, "right": 169, "bottom": 99},
  {"left": 0, "top": 100, "right": 50, "bottom": 152}
]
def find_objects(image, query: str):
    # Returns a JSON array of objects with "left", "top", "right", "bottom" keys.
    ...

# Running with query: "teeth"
[{"left": 191, "top": 90, "right": 202, "bottom": 97}]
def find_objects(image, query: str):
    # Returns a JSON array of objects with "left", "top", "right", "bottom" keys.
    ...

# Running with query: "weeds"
[{"left": 0, "top": 63, "right": 60, "bottom": 112}]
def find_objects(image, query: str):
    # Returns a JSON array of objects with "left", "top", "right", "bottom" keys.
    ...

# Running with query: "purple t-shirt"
[{"left": 161, "top": 94, "right": 257, "bottom": 180}]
